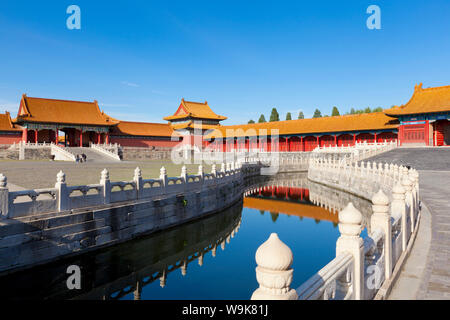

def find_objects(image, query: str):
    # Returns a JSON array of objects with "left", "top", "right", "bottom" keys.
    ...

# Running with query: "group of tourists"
[{"left": 76, "top": 153, "right": 87, "bottom": 163}]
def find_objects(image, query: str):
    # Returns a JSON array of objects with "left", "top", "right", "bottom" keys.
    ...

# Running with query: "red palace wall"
[
  {"left": 434, "top": 120, "right": 450, "bottom": 146},
  {"left": 399, "top": 121, "right": 429, "bottom": 146},
  {"left": 0, "top": 133, "right": 22, "bottom": 145},
  {"left": 356, "top": 133, "right": 375, "bottom": 143},
  {"left": 319, "top": 135, "right": 335, "bottom": 147},
  {"left": 303, "top": 136, "right": 318, "bottom": 152},
  {"left": 376, "top": 132, "right": 397, "bottom": 143},
  {"left": 289, "top": 137, "right": 302, "bottom": 151},
  {"left": 205, "top": 131, "right": 398, "bottom": 152},
  {"left": 109, "top": 137, "right": 181, "bottom": 148},
  {"left": 337, "top": 134, "right": 354, "bottom": 146}
]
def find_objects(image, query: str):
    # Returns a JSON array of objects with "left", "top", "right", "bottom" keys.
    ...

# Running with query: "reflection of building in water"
[
  {"left": 244, "top": 172, "right": 372, "bottom": 230},
  {"left": 0, "top": 202, "right": 242, "bottom": 300},
  {"left": 244, "top": 196, "right": 338, "bottom": 223}
]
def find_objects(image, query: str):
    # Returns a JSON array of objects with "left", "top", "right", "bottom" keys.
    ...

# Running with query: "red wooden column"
[
  {"left": 286, "top": 137, "right": 290, "bottom": 152},
  {"left": 425, "top": 120, "right": 430, "bottom": 146},
  {"left": 316, "top": 136, "right": 320, "bottom": 148},
  {"left": 353, "top": 134, "right": 356, "bottom": 145},
  {"left": 97, "top": 132, "right": 101, "bottom": 144},
  {"left": 22, "top": 129, "right": 28, "bottom": 142},
  {"left": 300, "top": 136, "right": 304, "bottom": 152},
  {"left": 334, "top": 134, "right": 337, "bottom": 147},
  {"left": 55, "top": 128, "right": 59, "bottom": 145},
  {"left": 105, "top": 133, "right": 110, "bottom": 144},
  {"left": 374, "top": 132, "right": 378, "bottom": 143},
  {"left": 79, "top": 130, "right": 83, "bottom": 147},
  {"left": 34, "top": 130, "right": 38, "bottom": 143}
]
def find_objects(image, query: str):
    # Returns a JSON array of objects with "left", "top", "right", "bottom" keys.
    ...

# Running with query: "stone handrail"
[
  {"left": 50, "top": 143, "right": 77, "bottom": 161},
  {"left": 307, "top": 157, "right": 416, "bottom": 200},
  {"left": 90, "top": 143, "right": 121, "bottom": 161},
  {"left": 313, "top": 140, "right": 397, "bottom": 154},
  {"left": 10, "top": 141, "right": 77, "bottom": 161},
  {"left": 296, "top": 253, "right": 354, "bottom": 300},
  {"left": 250, "top": 157, "right": 420, "bottom": 300},
  {"left": 0, "top": 161, "right": 260, "bottom": 219}
]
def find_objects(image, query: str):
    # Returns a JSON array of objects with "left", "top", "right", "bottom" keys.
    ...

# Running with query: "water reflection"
[
  {"left": 0, "top": 202, "right": 243, "bottom": 300},
  {"left": 244, "top": 172, "right": 371, "bottom": 229},
  {"left": 0, "top": 172, "right": 372, "bottom": 300}
]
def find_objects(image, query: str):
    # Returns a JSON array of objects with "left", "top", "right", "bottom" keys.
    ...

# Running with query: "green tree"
[
  {"left": 270, "top": 212, "right": 279, "bottom": 223},
  {"left": 286, "top": 112, "right": 292, "bottom": 120},
  {"left": 364, "top": 107, "right": 372, "bottom": 113},
  {"left": 258, "top": 114, "right": 266, "bottom": 123},
  {"left": 248, "top": 119, "right": 255, "bottom": 124},
  {"left": 331, "top": 106, "right": 340, "bottom": 116},
  {"left": 372, "top": 107, "right": 383, "bottom": 112},
  {"left": 269, "top": 108, "right": 280, "bottom": 122},
  {"left": 350, "top": 108, "right": 356, "bottom": 114},
  {"left": 313, "top": 109, "right": 322, "bottom": 118},
  {"left": 298, "top": 111, "right": 304, "bottom": 119}
]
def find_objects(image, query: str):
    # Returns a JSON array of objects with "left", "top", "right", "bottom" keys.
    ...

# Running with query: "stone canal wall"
[
  {"left": 121, "top": 146, "right": 172, "bottom": 161},
  {"left": 0, "top": 162, "right": 261, "bottom": 275}
]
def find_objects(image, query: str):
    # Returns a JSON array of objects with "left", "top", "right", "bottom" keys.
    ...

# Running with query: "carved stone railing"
[
  {"left": 251, "top": 157, "right": 420, "bottom": 300},
  {"left": 297, "top": 253, "right": 354, "bottom": 300},
  {"left": 313, "top": 140, "right": 397, "bottom": 157},
  {"left": 10, "top": 141, "right": 77, "bottom": 161},
  {"left": 90, "top": 143, "right": 121, "bottom": 161},
  {"left": 50, "top": 143, "right": 77, "bottom": 161},
  {"left": 0, "top": 162, "right": 261, "bottom": 219}
]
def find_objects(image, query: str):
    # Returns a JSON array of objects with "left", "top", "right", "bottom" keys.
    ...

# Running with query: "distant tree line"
[{"left": 248, "top": 106, "right": 384, "bottom": 123}]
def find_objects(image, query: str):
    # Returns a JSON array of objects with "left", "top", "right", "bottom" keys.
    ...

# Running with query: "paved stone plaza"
[
  {"left": 0, "top": 160, "right": 211, "bottom": 190},
  {"left": 368, "top": 147, "right": 450, "bottom": 299}
]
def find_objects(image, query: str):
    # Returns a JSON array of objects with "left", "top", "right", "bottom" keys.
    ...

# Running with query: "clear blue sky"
[{"left": 0, "top": 0, "right": 449, "bottom": 124}]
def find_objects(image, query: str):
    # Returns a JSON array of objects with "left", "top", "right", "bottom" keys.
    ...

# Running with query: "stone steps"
[{"left": 68, "top": 147, "right": 118, "bottom": 163}]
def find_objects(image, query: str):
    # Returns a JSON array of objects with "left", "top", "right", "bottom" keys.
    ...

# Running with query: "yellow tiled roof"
[
  {"left": 385, "top": 83, "right": 450, "bottom": 116},
  {"left": 111, "top": 121, "right": 179, "bottom": 137},
  {"left": 0, "top": 112, "right": 22, "bottom": 132},
  {"left": 164, "top": 99, "right": 227, "bottom": 121},
  {"left": 205, "top": 112, "right": 398, "bottom": 139},
  {"left": 171, "top": 121, "right": 221, "bottom": 131},
  {"left": 16, "top": 95, "right": 118, "bottom": 126}
]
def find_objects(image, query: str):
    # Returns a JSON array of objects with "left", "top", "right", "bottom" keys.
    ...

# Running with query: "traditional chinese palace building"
[
  {"left": 0, "top": 112, "right": 22, "bottom": 145},
  {"left": 385, "top": 83, "right": 450, "bottom": 146},
  {"left": 204, "top": 111, "right": 399, "bottom": 152},
  {"left": 204, "top": 83, "right": 450, "bottom": 150},
  {"left": 15, "top": 95, "right": 118, "bottom": 146},
  {"left": 0, "top": 83, "right": 449, "bottom": 150},
  {"left": 164, "top": 99, "right": 227, "bottom": 149}
]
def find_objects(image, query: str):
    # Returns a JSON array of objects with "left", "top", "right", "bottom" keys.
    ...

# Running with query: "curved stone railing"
[
  {"left": 0, "top": 162, "right": 260, "bottom": 220},
  {"left": 50, "top": 143, "right": 77, "bottom": 161},
  {"left": 250, "top": 157, "right": 420, "bottom": 300},
  {"left": 313, "top": 140, "right": 397, "bottom": 157},
  {"left": 307, "top": 157, "right": 419, "bottom": 201},
  {"left": 90, "top": 143, "right": 121, "bottom": 161}
]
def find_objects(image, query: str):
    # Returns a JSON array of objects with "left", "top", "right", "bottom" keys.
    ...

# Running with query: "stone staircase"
[{"left": 65, "top": 147, "right": 120, "bottom": 163}]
